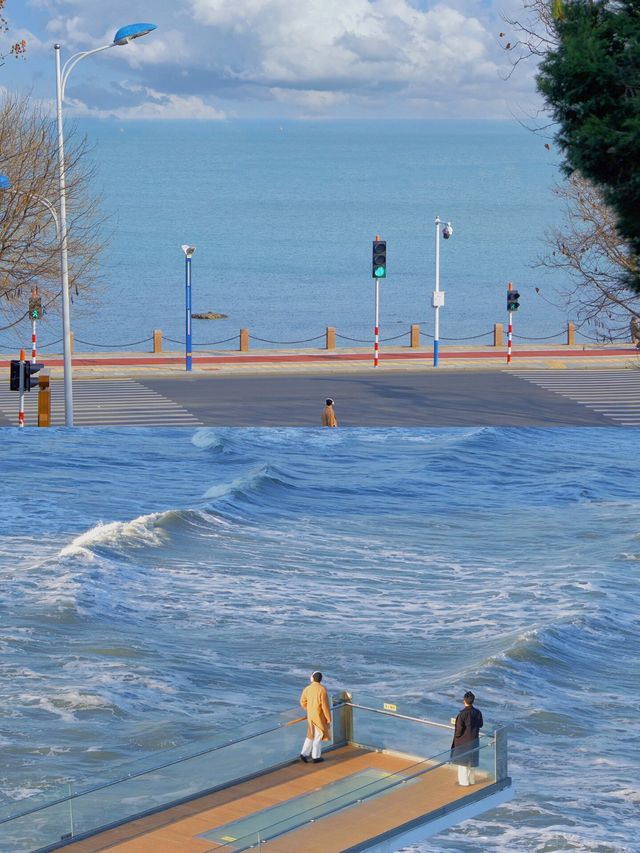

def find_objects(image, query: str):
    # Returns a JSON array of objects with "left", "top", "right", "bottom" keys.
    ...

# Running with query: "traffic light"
[
  {"left": 372, "top": 240, "right": 387, "bottom": 279},
  {"left": 507, "top": 289, "right": 520, "bottom": 312},
  {"left": 24, "top": 361, "right": 44, "bottom": 391},
  {"left": 28, "top": 296, "right": 43, "bottom": 320},
  {"left": 10, "top": 360, "right": 21, "bottom": 391}
]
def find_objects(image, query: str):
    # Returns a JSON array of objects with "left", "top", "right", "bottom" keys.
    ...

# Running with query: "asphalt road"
[
  {"left": 140, "top": 371, "right": 617, "bottom": 427},
  {"left": 3, "top": 370, "right": 631, "bottom": 427}
]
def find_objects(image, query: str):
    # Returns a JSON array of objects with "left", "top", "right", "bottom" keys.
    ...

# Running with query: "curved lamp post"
[
  {"left": 0, "top": 175, "right": 60, "bottom": 238},
  {"left": 55, "top": 22, "right": 157, "bottom": 426}
]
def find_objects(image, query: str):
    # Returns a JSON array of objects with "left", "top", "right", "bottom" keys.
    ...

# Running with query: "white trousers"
[
  {"left": 458, "top": 764, "right": 476, "bottom": 786},
  {"left": 301, "top": 725, "right": 323, "bottom": 759}
]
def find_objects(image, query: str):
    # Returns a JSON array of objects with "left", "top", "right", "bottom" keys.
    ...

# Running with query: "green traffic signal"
[{"left": 372, "top": 240, "right": 387, "bottom": 279}]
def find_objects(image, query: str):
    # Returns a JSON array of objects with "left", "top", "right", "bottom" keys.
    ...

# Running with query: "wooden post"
[
  {"left": 153, "top": 330, "right": 163, "bottom": 353},
  {"left": 494, "top": 323, "right": 503, "bottom": 347},
  {"left": 69, "top": 331, "right": 74, "bottom": 354},
  {"left": 37, "top": 374, "right": 51, "bottom": 427},
  {"left": 410, "top": 324, "right": 420, "bottom": 348},
  {"left": 567, "top": 322, "right": 575, "bottom": 345},
  {"left": 326, "top": 327, "right": 336, "bottom": 350},
  {"left": 240, "top": 328, "right": 250, "bottom": 352}
]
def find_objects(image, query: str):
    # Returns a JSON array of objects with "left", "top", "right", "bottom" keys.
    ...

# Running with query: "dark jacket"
[{"left": 450, "top": 705, "right": 483, "bottom": 767}]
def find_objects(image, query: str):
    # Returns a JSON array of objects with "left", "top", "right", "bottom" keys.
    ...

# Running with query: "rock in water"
[{"left": 191, "top": 311, "right": 228, "bottom": 320}]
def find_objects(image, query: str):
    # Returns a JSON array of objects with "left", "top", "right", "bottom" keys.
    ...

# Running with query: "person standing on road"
[
  {"left": 451, "top": 691, "right": 483, "bottom": 786},
  {"left": 322, "top": 399, "right": 338, "bottom": 427},
  {"left": 300, "top": 671, "right": 331, "bottom": 763}
]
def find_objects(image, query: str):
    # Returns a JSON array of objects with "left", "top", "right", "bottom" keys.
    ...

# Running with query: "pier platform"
[{"left": 0, "top": 694, "right": 512, "bottom": 853}]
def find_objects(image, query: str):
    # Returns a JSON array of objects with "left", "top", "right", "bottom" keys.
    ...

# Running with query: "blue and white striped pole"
[
  {"left": 182, "top": 245, "right": 196, "bottom": 371},
  {"left": 433, "top": 216, "right": 452, "bottom": 367}
]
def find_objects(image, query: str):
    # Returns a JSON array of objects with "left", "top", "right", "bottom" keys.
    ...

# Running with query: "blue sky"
[{"left": 1, "top": 0, "right": 541, "bottom": 119}]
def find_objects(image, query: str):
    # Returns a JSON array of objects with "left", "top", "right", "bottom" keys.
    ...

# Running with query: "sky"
[{"left": 1, "top": 0, "right": 542, "bottom": 119}]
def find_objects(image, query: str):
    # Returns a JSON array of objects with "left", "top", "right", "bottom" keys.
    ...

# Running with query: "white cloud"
[
  {"left": 66, "top": 85, "right": 226, "bottom": 120},
  {"left": 190, "top": 0, "right": 504, "bottom": 93},
  {"left": 9, "top": 0, "right": 541, "bottom": 118}
]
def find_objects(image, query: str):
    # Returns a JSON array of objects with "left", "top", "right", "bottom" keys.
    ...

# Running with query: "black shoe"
[
  {"left": 299, "top": 754, "right": 309, "bottom": 763},
  {"left": 312, "top": 757, "right": 324, "bottom": 763}
]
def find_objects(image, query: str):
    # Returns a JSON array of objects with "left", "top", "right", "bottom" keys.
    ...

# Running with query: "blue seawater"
[
  {"left": 0, "top": 120, "right": 574, "bottom": 355},
  {"left": 0, "top": 427, "right": 637, "bottom": 851}
]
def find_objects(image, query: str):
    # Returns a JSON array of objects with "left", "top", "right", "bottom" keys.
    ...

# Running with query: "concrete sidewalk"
[{"left": 1, "top": 342, "right": 639, "bottom": 378}]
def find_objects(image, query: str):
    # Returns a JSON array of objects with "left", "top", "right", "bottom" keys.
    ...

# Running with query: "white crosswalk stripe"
[
  {"left": 512, "top": 370, "right": 640, "bottom": 426},
  {"left": 0, "top": 379, "right": 203, "bottom": 427}
]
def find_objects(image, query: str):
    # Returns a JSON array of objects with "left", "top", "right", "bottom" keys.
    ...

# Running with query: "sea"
[
  {"left": 0, "top": 119, "right": 583, "bottom": 356},
  {"left": 0, "top": 426, "right": 637, "bottom": 851}
]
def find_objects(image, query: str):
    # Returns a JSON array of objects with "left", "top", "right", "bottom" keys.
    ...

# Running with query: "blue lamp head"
[
  {"left": 0, "top": 174, "right": 12, "bottom": 190},
  {"left": 113, "top": 23, "right": 157, "bottom": 46}
]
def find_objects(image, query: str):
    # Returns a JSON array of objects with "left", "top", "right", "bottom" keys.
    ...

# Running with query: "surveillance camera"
[
  {"left": 181, "top": 244, "right": 196, "bottom": 257},
  {"left": 442, "top": 223, "right": 453, "bottom": 240}
]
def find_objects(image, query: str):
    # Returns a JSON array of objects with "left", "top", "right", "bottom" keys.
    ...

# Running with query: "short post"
[
  {"left": 38, "top": 374, "right": 51, "bottom": 427},
  {"left": 494, "top": 323, "right": 503, "bottom": 347},
  {"left": 326, "top": 327, "right": 336, "bottom": 350},
  {"left": 331, "top": 690, "right": 354, "bottom": 746},
  {"left": 240, "top": 328, "right": 250, "bottom": 352},
  {"left": 567, "top": 322, "right": 575, "bottom": 345},
  {"left": 410, "top": 324, "right": 420, "bottom": 348},
  {"left": 18, "top": 348, "right": 25, "bottom": 429},
  {"left": 153, "top": 329, "right": 163, "bottom": 353}
]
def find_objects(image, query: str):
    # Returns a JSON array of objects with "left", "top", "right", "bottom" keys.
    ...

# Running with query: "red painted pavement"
[{"left": 0, "top": 347, "right": 636, "bottom": 368}]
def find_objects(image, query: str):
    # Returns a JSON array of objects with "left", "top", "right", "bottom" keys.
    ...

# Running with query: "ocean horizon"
[{"left": 0, "top": 119, "right": 585, "bottom": 356}]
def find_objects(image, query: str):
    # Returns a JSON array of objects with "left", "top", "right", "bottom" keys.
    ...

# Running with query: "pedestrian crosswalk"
[
  {"left": 512, "top": 370, "right": 640, "bottom": 426},
  {"left": 0, "top": 379, "right": 203, "bottom": 427}
]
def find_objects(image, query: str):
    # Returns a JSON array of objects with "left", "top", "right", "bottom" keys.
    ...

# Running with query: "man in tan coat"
[
  {"left": 299, "top": 671, "right": 331, "bottom": 763},
  {"left": 321, "top": 399, "right": 338, "bottom": 427}
]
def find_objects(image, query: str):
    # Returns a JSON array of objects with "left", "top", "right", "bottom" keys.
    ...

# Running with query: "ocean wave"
[
  {"left": 58, "top": 508, "right": 232, "bottom": 561},
  {"left": 202, "top": 462, "right": 286, "bottom": 501},
  {"left": 191, "top": 429, "right": 226, "bottom": 452}
]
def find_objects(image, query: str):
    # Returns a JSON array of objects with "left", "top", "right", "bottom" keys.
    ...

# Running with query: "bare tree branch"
[
  {"left": 537, "top": 172, "right": 639, "bottom": 341},
  {"left": 0, "top": 92, "right": 105, "bottom": 332}
]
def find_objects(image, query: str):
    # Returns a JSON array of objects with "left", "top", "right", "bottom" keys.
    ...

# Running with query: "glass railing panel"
[
  {"left": 350, "top": 703, "right": 453, "bottom": 760},
  {"left": 0, "top": 707, "right": 309, "bottom": 851},
  {"left": 67, "top": 717, "right": 310, "bottom": 838},
  {"left": 0, "top": 794, "right": 73, "bottom": 853}
]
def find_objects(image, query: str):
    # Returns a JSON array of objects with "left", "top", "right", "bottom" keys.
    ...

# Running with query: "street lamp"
[
  {"left": 182, "top": 245, "right": 196, "bottom": 372},
  {"left": 433, "top": 216, "right": 453, "bottom": 368},
  {"left": 55, "top": 22, "right": 157, "bottom": 426}
]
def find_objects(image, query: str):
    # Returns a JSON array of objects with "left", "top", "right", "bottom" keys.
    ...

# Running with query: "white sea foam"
[
  {"left": 191, "top": 429, "right": 225, "bottom": 451},
  {"left": 59, "top": 513, "right": 168, "bottom": 558}
]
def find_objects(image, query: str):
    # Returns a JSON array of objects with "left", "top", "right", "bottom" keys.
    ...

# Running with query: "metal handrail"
[
  {"left": 346, "top": 702, "right": 454, "bottom": 731},
  {"left": 345, "top": 702, "right": 493, "bottom": 741}
]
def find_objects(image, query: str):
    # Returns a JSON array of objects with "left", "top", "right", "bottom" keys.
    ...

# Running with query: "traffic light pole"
[
  {"left": 507, "top": 281, "right": 513, "bottom": 364},
  {"left": 374, "top": 278, "right": 380, "bottom": 367}
]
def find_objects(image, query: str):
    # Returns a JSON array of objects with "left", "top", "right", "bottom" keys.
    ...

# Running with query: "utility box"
[{"left": 38, "top": 374, "right": 51, "bottom": 427}]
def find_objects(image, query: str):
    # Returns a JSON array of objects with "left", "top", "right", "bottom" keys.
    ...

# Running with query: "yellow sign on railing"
[{"left": 383, "top": 702, "right": 397, "bottom": 712}]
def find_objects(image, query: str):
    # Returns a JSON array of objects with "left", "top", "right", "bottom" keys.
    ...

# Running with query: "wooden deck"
[{"left": 60, "top": 745, "right": 490, "bottom": 853}]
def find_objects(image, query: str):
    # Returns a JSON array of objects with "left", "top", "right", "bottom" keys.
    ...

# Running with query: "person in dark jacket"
[{"left": 450, "top": 691, "right": 483, "bottom": 786}]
